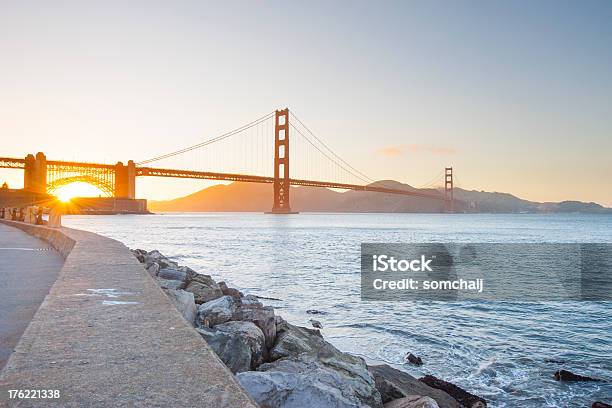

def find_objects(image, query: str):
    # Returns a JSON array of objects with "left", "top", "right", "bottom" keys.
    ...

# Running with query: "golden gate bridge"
[{"left": 0, "top": 108, "right": 455, "bottom": 213}]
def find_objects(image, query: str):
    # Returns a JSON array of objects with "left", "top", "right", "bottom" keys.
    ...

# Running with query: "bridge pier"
[
  {"left": 269, "top": 108, "right": 297, "bottom": 214},
  {"left": 23, "top": 152, "right": 47, "bottom": 194},
  {"left": 114, "top": 160, "right": 136, "bottom": 199}
]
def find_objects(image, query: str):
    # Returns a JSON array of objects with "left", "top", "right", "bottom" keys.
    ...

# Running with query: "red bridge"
[{"left": 0, "top": 109, "right": 455, "bottom": 213}]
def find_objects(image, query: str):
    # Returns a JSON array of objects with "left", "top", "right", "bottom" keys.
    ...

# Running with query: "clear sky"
[{"left": 1, "top": 1, "right": 611, "bottom": 205}]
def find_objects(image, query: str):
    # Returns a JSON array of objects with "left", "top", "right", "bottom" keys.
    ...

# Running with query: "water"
[{"left": 63, "top": 213, "right": 612, "bottom": 407}]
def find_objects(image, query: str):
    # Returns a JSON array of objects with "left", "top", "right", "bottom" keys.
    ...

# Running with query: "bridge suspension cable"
[
  {"left": 418, "top": 169, "right": 445, "bottom": 189},
  {"left": 289, "top": 122, "right": 371, "bottom": 185},
  {"left": 135, "top": 111, "right": 275, "bottom": 166},
  {"left": 289, "top": 111, "right": 374, "bottom": 184}
]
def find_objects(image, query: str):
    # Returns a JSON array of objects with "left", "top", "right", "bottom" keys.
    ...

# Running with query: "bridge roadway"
[
  {"left": 0, "top": 221, "right": 256, "bottom": 407},
  {"left": 0, "top": 224, "right": 63, "bottom": 371}
]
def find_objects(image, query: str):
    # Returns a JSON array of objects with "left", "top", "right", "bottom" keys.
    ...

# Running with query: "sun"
[{"left": 54, "top": 182, "right": 105, "bottom": 202}]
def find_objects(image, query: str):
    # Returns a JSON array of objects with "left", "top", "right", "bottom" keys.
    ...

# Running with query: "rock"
[
  {"left": 183, "top": 266, "right": 201, "bottom": 282},
  {"left": 306, "top": 309, "right": 327, "bottom": 315},
  {"left": 131, "top": 248, "right": 146, "bottom": 263},
  {"left": 218, "top": 281, "right": 244, "bottom": 299},
  {"left": 368, "top": 365, "right": 460, "bottom": 408},
  {"left": 419, "top": 375, "right": 486, "bottom": 408},
  {"left": 385, "top": 395, "right": 440, "bottom": 408},
  {"left": 233, "top": 304, "right": 277, "bottom": 349},
  {"left": 271, "top": 320, "right": 382, "bottom": 408},
  {"left": 216, "top": 321, "right": 266, "bottom": 368},
  {"left": 158, "top": 267, "right": 187, "bottom": 282},
  {"left": 237, "top": 357, "right": 372, "bottom": 408},
  {"left": 144, "top": 249, "right": 165, "bottom": 263},
  {"left": 196, "top": 321, "right": 265, "bottom": 373},
  {"left": 544, "top": 358, "right": 565, "bottom": 364},
  {"left": 270, "top": 320, "right": 323, "bottom": 360},
  {"left": 184, "top": 274, "right": 223, "bottom": 304},
  {"left": 197, "top": 295, "right": 239, "bottom": 327},
  {"left": 196, "top": 327, "right": 251, "bottom": 373},
  {"left": 190, "top": 272, "right": 218, "bottom": 285},
  {"left": 156, "top": 258, "right": 179, "bottom": 269},
  {"left": 155, "top": 278, "right": 185, "bottom": 290},
  {"left": 310, "top": 319, "right": 323, "bottom": 329},
  {"left": 146, "top": 262, "right": 160, "bottom": 277},
  {"left": 554, "top": 370, "right": 602, "bottom": 382},
  {"left": 241, "top": 294, "right": 263, "bottom": 306},
  {"left": 274, "top": 315, "right": 286, "bottom": 334},
  {"left": 406, "top": 353, "right": 423, "bottom": 366},
  {"left": 163, "top": 289, "right": 196, "bottom": 326},
  {"left": 225, "top": 287, "right": 243, "bottom": 299},
  {"left": 592, "top": 402, "right": 612, "bottom": 408},
  {"left": 254, "top": 294, "right": 283, "bottom": 301}
]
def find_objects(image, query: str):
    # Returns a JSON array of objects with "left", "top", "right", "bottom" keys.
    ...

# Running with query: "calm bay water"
[{"left": 63, "top": 213, "right": 612, "bottom": 407}]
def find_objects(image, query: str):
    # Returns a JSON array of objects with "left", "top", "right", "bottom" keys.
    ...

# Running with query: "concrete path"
[
  {"left": 0, "top": 222, "right": 256, "bottom": 407},
  {"left": 0, "top": 224, "right": 63, "bottom": 371}
]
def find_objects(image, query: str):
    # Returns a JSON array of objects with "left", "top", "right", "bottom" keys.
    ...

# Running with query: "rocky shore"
[{"left": 131, "top": 248, "right": 493, "bottom": 408}]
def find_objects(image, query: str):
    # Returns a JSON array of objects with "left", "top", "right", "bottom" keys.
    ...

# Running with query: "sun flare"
[{"left": 54, "top": 182, "right": 105, "bottom": 202}]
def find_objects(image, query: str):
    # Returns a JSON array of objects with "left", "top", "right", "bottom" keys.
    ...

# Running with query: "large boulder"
[
  {"left": 196, "top": 321, "right": 265, "bottom": 373},
  {"left": 270, "top": 320, "right": 323, "bottom": 360},
  {"left": 271, "top": 321, "right": 382, "bottom": 408},
  {"left": 184, "top": 274, "right": 224, "bottom": 304},
  {"left": 197, "top": 295, "right": 240, "bottom": 327},
  {"left": 384, "top": 396, "right": 439, "bottom": 408},
  {"left": 233, "top": 304, "right": 277, "bottom": 349},
  {"left": 216, "top": 321, "right": 267, "bottom": 368},
  {"left": 163, "top": 289, "right": 197, "bottom": 326},
  {"left": 368, "top": 365, "right": 460, "bottom": 408},
  {"left": 419, "top": 375, "right": 486, "bottom": 408},
  {"left": 237, "top": 357, "right": 371, "bottom": 408}
]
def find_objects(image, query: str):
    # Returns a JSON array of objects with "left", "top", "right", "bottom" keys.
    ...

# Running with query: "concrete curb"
[{"left": 0, "top": 220, "right": 258, "bottom": 407}]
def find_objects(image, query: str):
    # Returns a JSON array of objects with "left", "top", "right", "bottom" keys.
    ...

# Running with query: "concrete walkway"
[
  {"left": 0, "top": 222, "right": 256, "bottom": 407},
  {"left": 0, "top": 224, "right": 63, "bottom": 371}
]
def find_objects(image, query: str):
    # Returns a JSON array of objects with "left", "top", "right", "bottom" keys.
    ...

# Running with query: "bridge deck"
[{"left": 1, "top": 157, "right": 448, "bottom": 201}]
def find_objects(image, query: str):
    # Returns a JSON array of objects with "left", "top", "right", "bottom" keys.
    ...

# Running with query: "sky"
[{"left": 1, "top": 0, "right": 611, "bottom": 205}]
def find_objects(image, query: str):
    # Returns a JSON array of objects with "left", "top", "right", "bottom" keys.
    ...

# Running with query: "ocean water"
[{"left": 63, "top": 213, "right": 612, "bottom": 407}]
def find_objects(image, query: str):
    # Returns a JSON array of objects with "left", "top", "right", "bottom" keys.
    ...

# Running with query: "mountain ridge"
[{"left": 148, "top": 181, "right": 611, "bottom": 213}]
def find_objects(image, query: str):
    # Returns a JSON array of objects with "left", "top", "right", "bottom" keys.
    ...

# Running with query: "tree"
[{"left": 1, "top": 182, "right": 8, "bottom": 190}]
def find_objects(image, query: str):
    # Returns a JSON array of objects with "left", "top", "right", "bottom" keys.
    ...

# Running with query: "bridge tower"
[
  {"left": 270, "top": 108, "right": 295, "bottom": 214},
  {"left": 444, "top": 167, "right": 454, "bottom": 213}
]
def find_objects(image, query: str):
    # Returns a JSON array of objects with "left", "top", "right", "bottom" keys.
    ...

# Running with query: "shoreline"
[{"left": 132, "top": 248, "right": 489, "bottom": 408}]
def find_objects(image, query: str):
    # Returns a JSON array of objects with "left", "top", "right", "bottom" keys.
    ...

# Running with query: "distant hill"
[{"left": 148, "top": 181, "right": 611, "bottom": 214}]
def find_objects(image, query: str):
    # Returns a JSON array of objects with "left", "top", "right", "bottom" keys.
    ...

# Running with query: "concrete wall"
[
  {"left": 0, "top": 220, "right": 257, "bottom": 407},
  {"left": 0, "top": 220, "right": 75, "bottom": 257}
]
